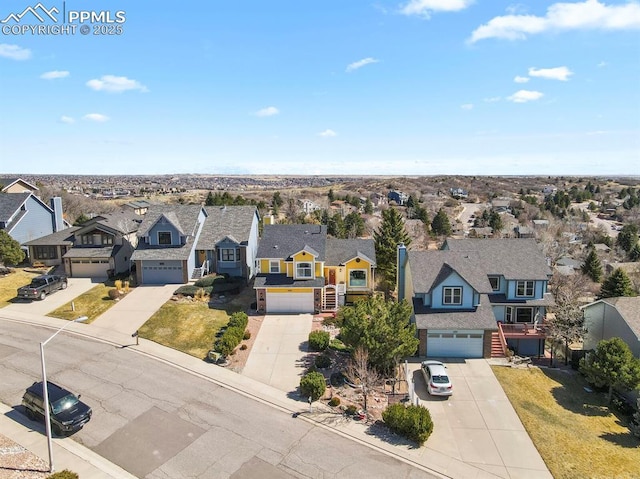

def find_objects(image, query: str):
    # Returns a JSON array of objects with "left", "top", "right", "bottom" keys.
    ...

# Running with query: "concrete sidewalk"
[{"left": 0, "top": 310, "right": 552, "bottom": 479}]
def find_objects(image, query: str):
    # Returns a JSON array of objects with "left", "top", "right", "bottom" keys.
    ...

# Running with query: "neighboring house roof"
[
  {"left": 413, "top": 295, "right": 498, "bottom": 331},
  {"left": 257, "top": 224, "right": 327, "bottom": 261},
  {"left": 196, "top": 205, "right": 257, "bottom": 249},
  {"left": 77, "top": 210, "right": 142, "bottom": 236},
  {"left": 23, "top": 227, "right": 79, "bottom": 246},
  {"left": 0, "top": 177, "right": 38, "bottom": 193},
  {"left": 124, "top": 200, "right": 151, "bottom": 209},
  {"left": 0, "top": 193, "right": 31, "bottom": 229},
  {"left": 64, "top": 245, "right": 118, "bottom": 259},
  {"left": 325, "top": 238, "right": 376, "bottom": 266},
  {"left": 585, "top": 297, "right": 640, "bottom": 340},
  {"left": 443, "top": 238, "right": 552, "bottom": 280},
  {"left": 408, "top": 250, "right": 493, "bottom": 294}
]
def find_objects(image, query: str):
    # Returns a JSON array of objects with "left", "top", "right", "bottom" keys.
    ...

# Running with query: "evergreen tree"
[
  {"left": 73, "top": 213, "right": 91, "bottom": 226},
  {"left": 344, "top": 212, "right": 365, "bottom": 238},
  {"left": 617, "top": 224, "right": 639, "bottom": 254},
  {"left": 629, "top": 243, "right": 640, "bottom": 262},
  {"left": 406, "top": 195, "right": 416, "bottom": 208},
  {"left": 599, "top": 268, "right": 635, "bottom": 299},
  {"left": 0, "top": 230, "right": 25, "bottom": 266},
  {"left": 581, "top": 249, "right": 603, "bottom": 282},
  {"left": 272, "top": 191, "right": 283, "bottom": 208},
  {"left": 364, "top": 198, "right": 373, "bottom": 215},
  {"left": 488, "top": 211, "right": 503, "bottom": 234},
  {"left": 205, "top": 191, "right": 215, "bottom": 206},
  {"left": 327, "top": 188, "right": 335, "bottom": 202},
  {"left": 373, "top": 208, "right": 411, "bottom": 290},
  {"left": 431, "top": 208, "right": 452, "bottom": 236},
  {"left": 327, "top": 213, "right": 345, "bottom": 238}
]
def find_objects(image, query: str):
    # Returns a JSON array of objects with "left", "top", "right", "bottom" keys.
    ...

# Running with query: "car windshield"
[
  {"left": 431, "top": 374, "right": 449, "bottom": 384},
  {"left": 51, "top": 394, "right": 79, "bottom": 414},
  {"left": 31, "top": 279, "right": 46, "bottom": 287}
]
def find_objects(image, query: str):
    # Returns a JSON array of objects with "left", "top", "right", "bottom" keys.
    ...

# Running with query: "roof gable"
[
  {"left": 257, "top": 224, "right": 327, "bottom": 261},
  {"left": 197, "top": 205, "right": 258, "bottom": 250},
  {"left": 137, "top": 204, "right": 204, "bottom": 238},
  {"left": 408, "top": 250, "right": 492, "bottom": 294},
  {"left": 325, "top": 238, "right": 376, "bottom": 267}
]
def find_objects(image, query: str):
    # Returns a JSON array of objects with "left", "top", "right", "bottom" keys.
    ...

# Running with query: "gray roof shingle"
[
  {"left": 325, "top": 238, "right": 376, "bottom": 266},
  {"left": 413, "top": 295, "right": 498, "bottom": 331},
  {"left": 408, "top": 250, "right": 493, "bottom": 294},
  {"left": 23, "top": 227, "right": 79, "bottom": 246},
  {"left": 0, "top": 192, "right": 30, "bottom": 225},
  {"left": 196, "top": 205, "right": 258, "bottom": 249},
  {"left": 257, "top": 224, "right": 327, "bottom": 261}
]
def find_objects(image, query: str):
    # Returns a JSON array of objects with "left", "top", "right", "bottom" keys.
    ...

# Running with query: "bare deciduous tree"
[{"left": 345, "top": 347, "right": 383, "bottom": 412}]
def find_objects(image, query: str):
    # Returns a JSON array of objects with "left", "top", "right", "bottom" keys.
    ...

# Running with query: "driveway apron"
[{"left": 242, "top": 314, "right": 313, "bottom": 394}]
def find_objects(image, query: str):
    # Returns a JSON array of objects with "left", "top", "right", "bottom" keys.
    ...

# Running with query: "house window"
[
  {"left": 488, "top": 276, "right": 500, "bottom": 291},
  {"left": 81, "top": 235, "right": 92, "bottom": 245},
  {"left": 515, "top": 307, "right": 534, "bottom": 323},
  {"left": 102, "top": 235, "right": 113, "bottom": 245},
  {"left": 349, "top": 270, "right": 367, "bottom": 287},
  {"left": 158, "top": 232, "right": 172, "bottom": 245},
  {"left": 219, "top": 248, "right": 239, "bottom": 262},
  {"left": 516, "top": 280, "right": 535, "bottom": 297},
  {"left": 269, "top": 260, "right": 280, "bottom": 273},
  {"left": 443, "top": 287, "right": 462, "bottom": 305},
  {"left": 296, "top": 262, "right": 313, "bottom": 279},
  {"left": 506, "top": 306, "right": 513, "bottom": 323},
  {"left": 33, "top": 246, "right": 57, "bottom": 260}
]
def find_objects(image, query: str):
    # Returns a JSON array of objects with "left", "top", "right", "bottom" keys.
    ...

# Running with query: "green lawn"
[
  {"left": 492, "top": 366, "right": 640, "bottom": 479},
  {"left": 47, "top": 281, "right": 130, "bottom": 322},
  {"left": 0, "top": 269, "right": 44, "bottom": 308}
]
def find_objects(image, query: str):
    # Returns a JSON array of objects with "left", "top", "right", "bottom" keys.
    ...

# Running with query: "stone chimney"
[
  {"left": 50, "top": 197, "right": 64, "bottom": 232},
  {"left": 396, "top": 243, "right": 407, "bottom": 301}
]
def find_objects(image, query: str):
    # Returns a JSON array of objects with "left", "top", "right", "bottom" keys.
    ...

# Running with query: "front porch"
[{"left": 491, "top": 322, "right": 549, "bottom": 358}]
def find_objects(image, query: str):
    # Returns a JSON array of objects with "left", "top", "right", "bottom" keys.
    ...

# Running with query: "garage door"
[
  {"left": 71, "top": 259, "right": 110, "bottom": 278},
  {"left": 427, "top": 330, "right": 484, "bottom": 358},
  {"left": 141, "top": 261, "right": 184, "bottom": 284},
  {"left": 266, "top": 291, "right": 314, "bottom": 314}
]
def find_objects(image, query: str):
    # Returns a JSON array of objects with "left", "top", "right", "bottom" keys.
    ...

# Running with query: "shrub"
[
  {"left": 315, "top": 354, "right": 331, "bottom": 369},
  {"left": 195, "top": 288, "right": 206, "bottom": 300},
  {"left": 345, "top": 404, "right": 358, "bottom": 416},
  {"left": 382, "top": 403, "right": 433, "bottom": 446},
  {"left": 114, "top": 279, "right": 123, "bottom": 290},
  {"left": 240, "top": 344, "right": 248, "bottom": 350},
  {"left": 194, "top": 276, "right": 222, "bottom": 288},
  {"left": 243, "top": 329, "right": 251, "bottom": 340},
  {"left": 228, "top": 312, "right": 248, "bottom": 330},
  {"left": 309, "top": 330, "right": 330, "bottom": 351},
  {"left": 329, "top": 338, "right": 348, "bottom": 352},
  {"left": 300, "top": 371, "right": 326, "bottom": 401},
  {"left": 108, "top": 288, "right": 122, "bottom": 300},
  {"left": 216, "top": 334, "right": 239, "bottom": 356},
  {"left": 174, "top": 285, "right": 201, "bottom": 296},
  {"left": 47, "top": 470, "right": 79, "bottom": 479},
  {"left": 328, "top": 396, "right": 341, "bottom": 407}
]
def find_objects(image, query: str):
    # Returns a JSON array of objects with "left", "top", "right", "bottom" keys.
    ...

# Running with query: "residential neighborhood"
[{"left": 0, "top": 174, "right": 639, "bottom": 479}]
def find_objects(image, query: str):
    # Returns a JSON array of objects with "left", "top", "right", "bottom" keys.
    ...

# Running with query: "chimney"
[
  {"left": 50, "top": 197, "right": 64, "bottom": 232},
  {"left": 396, "top": 243, "right": 407, "bottom": 301}
]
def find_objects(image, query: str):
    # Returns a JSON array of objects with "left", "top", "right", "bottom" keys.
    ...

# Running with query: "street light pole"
[{"left": 40, "top": 316, "right": 88, "bottom": 473}]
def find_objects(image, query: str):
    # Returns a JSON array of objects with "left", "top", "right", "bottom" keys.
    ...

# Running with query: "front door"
[{"left": 329, "top": 269, "right": 336, "bottom": 285}]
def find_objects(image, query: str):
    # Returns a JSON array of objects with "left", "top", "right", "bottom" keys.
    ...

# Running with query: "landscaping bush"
[
  {"left": 345, "top": 404, "right": 358, "bottom": 416},
  {"left": 216, "top": 334, "right": 240, "bottom": 357},
  {"left": 382, "top": 403, "right": 433, "bottom": 446},
  {"left": 212, "top": 312, "right": 250, "bottom": 356},
  {"left": 243, "top": 329, "right": 251, "bottom": 340},
  {"left": 108, "top": 288, "right": 123, "bottom": 300},
  {"left": 329, "top": 338, "right": 348, "bottom": 352},
  {"left": 240, "top": 344, "right": 248, "bottom": 350},
  {"left": 47, "top": 470, "right": 79, "bottom": 479},
  {"left": 300, "top": 371, "right": 326, "bottom": 401},
  {"left": 328, "top": 396, "right": 341, "bottom": 407},
  {"left": 194, "top": 276, "right": 223, "bottom": 288},
  {"left": 315, "top": 353, "right": 331, "bottom": 369},
  {"left": 308, "top": 330, "right": 330, "bottom": 351},
  {"left": 174, "top": 285, "right": 213, "bottom": 297}
]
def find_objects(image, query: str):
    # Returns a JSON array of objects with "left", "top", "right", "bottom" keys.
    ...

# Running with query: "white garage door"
[
  {"left": 427, "top": 330, "right": 484, "bottom": 358},
  {"left": 71, "top": 259, "right": 110, "bottom": 278},
  {"left": 266, "top": 291, "right": 314, "bottom": 314},
  {"left": 141, "top": 261, "right": 184, "bottom": 284}
]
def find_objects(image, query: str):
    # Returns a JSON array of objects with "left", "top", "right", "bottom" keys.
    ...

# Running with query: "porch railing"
[
  {"left": 500, "top": 323, "right": 548, "bottom": 336},
  {"left": 497, "top": 323, "right": 508, "bottom": 357}
]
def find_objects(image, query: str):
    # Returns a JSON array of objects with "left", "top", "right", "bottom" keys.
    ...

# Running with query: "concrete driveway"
[
  {"left": 242, "top": 314, "right": 313, "bottom": 394},
  {"left": 4, "top": 277, "right": 99, "bottom": 316},
  {"left": 91, "top": 284, "right": 177, "bottom": 335},
  {"left": 409, "top": 359, "right": 551, "bottom": 478}
]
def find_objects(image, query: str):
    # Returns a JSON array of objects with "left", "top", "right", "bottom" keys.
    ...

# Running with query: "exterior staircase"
[
  {"left": 191, "top": 267, "right": 204, "bottom": 280},
  {"left": 490, "top": 331, "right": 506, "bottom": 358}
]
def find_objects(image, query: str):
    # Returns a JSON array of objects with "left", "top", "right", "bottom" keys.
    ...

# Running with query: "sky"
[{"left": 0, "top": 0, "right": 639, "bottom": 176}]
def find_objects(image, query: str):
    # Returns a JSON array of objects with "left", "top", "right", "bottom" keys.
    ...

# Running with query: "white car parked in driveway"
[{"left": 421, "top": 360, "right": 453, "bottom": 396}]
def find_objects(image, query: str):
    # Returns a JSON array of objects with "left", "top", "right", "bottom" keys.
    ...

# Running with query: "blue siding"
[
  {"left": 431, "top": 271, "right": 476, "bottom": 309},
  {"left": 216, "top": 238, "right": 242, "bottom": 277},
  {"left": 147, "top": 220, "right": 181, "bottom": 246},
  {"left": 10, "top": 196, "right": 55, "bottom": 244},
  {"left": 505, "top": 279, "right": 546, "bottom": 300}
]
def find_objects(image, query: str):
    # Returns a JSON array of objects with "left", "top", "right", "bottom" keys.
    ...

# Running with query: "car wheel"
[
  {"left": 39, "top": 291, "right": 46, "bottom": 301},
  {"left": 52, "top": 423, "right": 62, "bottom": 436},
  {"left": 61, "top": 282, "right": 68, "bottom": 290},
  {"left": 25, "top": 407, "right": 35, "bottom": 421}
]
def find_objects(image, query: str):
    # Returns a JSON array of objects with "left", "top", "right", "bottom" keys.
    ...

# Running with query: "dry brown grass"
[
  {"left": 47, "top": 282, "right": 127, "bottom": 323},
  {"left": 0, "top": 269, "right": 42, "bottom": 308},
  {"left": 492, "top": 366, "right": 640, "bottom": 479}
]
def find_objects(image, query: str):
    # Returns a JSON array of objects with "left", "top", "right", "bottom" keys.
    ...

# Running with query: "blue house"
[
  {"left": 397, "top": 238, "right": 554, "bottom": 359},
  {"left": 387, "top": 190, "right": 408, "bottom": 206}
]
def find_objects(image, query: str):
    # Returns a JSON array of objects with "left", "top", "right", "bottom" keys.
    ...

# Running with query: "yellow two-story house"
[{"left": 254, "top": 224, "right": 376, "bottom": 314}]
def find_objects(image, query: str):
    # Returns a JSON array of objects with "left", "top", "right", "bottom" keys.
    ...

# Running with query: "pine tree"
[
  {"left": 629, "top": 243, "right": 640, "bottom": 262},
  {"left": 581, "top": 249, "right": 603, "bottom": 282},
  {"left": 364, "top": 198, "right": 373, "bottom": 215},
  {"left": 599, "top": 268, "right": 635, "bottom": 299},
  {"left": 431, "top": 208, "right": 452, "bottom": 236},
  {"left": 374, "top": 208, "right": 411, "bottom": 291},
  {"left": 488, "top": 211, "right": 503, "bottom": 234},
  {"left": 327, "top": 188, "right": 335, "bottom": 202},
  {"left": 205, "top": 191, "right": 215, "bottom": 206},
  {"left": 617, "top": 224, "right": 639, "bottom": 254}
]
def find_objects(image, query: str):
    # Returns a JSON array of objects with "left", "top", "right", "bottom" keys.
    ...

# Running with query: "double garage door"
[
  {"left": 141, "top": 261, "right": 184, "bottom": 284},
  {"left": 427, "top": 329, "right": 484, "bottom": 358},
  {"left": 266, "top": 290, "right": 314, "bottom": 314}
]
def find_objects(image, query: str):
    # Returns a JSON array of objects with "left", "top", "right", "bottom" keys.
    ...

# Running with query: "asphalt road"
[{"left": 0, "top": 321, "right": 438, "bottom": 479}]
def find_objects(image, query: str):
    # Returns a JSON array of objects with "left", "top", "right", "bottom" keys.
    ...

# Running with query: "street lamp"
[{"left": 40, "top": 316, "right": 88, "bottom": 473}]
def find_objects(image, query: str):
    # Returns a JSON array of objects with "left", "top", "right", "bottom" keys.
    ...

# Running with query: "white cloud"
[
  {"left": 346, "top": 57, "right": 379, "bottom": 72},
  {"left": 529, "top": 66, "right": 573, "bottom": 81},
  {"left": 0, "top": 43, "right": 31, "bottom": 60},
  {"left": 508, "top": 90, "right": 544, "bottom": 103},
  {"left": 469, "top": 0, "right": 640, "bottom": 43},
  {"left": 86, "top": 75, "right": 148, "bottom": 93},
  {"left": 514, "top": 75, "right": 530, "bottom": 83},
  {"left": 400, "top": 0, "right": 474, "bottom": 17},
  {"left": 461, "top": 103, "right": 474, "bottom": 110},
  {"left": 83, "top": 113, "right": 110, "bottom": 122},
  {"left": 254, "top": 106, "right": 279, "bottom": 117},
  {"left": 483, "top": 96, "right": 501, "bottom": 102},
  {"left": 41, "top": 70, "right": 69, "bottom": 80},
  {"left": 59, "top": 116, "right": 75, "bottom": 124},
  {"left": 318, "top": 129, "right": 337, "bottom": 137}
]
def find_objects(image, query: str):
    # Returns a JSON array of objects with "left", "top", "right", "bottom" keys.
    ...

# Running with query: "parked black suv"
[{"left": 22, "top": 381, "right": 92, "bottom": 436}]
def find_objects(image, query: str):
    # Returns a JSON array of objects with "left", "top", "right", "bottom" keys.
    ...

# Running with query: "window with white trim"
[
  {"left": 488, "top": 276, "right": 500, "bottom": 291},
  {"left": 349, "top": 269, "right": 367, "bottom": 287},
  {"left": 269, "top": 260, "right": 280, "bottom": 273},
  {"left": 515, "top": 307, "right": 534, "bottom": 323},
  {"left": 296, "top": 262, "right": 313, "bottom": 279},
  {"left": 443, "top": 287, "right": 462, "bottom": 305},
  {"left": 516, "top": 280, "right": 535, "bottom": 297}
]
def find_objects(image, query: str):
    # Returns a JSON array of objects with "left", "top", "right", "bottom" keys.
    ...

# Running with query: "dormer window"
[
  {"left": 488, "top": 276, "right": 500, "bottom": 291},
  {"left": 443, "top": 287, "right": 462, "bottom": 305},
  {"left": 296, "top": 262, "right": 313, "bottom": 279},
  {"left": 158, "top": 231, "right": 172, "bottom": 245},
  {"left": 269, "top": 260, "right": 280, "bottom": 273}
]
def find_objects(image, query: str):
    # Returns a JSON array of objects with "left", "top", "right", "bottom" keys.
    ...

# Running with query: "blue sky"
[{"left": 0, "top": 0, "right": 639, "bottom": 176}]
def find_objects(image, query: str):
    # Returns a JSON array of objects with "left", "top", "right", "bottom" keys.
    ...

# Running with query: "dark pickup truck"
[{"left": 17, "top": 274, "right": 68, "bottom": 301}]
